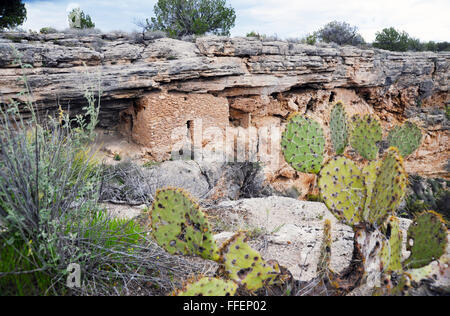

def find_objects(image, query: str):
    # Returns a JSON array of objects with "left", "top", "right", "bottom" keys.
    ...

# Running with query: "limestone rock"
[
  {"left": 207, "top": 197, "right": 355, "bottom": 282},
  {"left": 1, "top": 32, "right": 448, "bottom": 178}
]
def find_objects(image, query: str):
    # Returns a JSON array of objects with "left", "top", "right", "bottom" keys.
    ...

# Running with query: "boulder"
[{"left": 206, "top": 197, "right": 354, "bottom": 282}]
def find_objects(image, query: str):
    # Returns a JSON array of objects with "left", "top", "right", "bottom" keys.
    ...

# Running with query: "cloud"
[
  {"left": 66, "top": 3, "right": 80, "bottom": 13},
  {"left": 230, "top": 0, "right": 450, "bottom": 41},
  {"left": 22, "top": 0, "right": 450, "bottom": 41}
]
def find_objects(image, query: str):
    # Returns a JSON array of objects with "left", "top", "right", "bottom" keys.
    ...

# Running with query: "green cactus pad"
[
  {"left": 330, "top": 102, "right": 348, "bottom": 155},
  {"left": 281, "top": 114, "right": 325, "bottom": 174},
  {"left": 317, "top": 219, "right": 333, "bottom": 275},
  {"left": 362, "top": 160, "right": 381, "bottom": 220},
  {"left": 318, "top": 157, "right": 366, "bottom": 225},
  {"left": 380, "top": 217, "right": 403, "bottom": 272},
  {"left": 366, "top": 148, "right": 407, "bottom": 226},
  {"left": 349, "top": 114, "right": 382, "bottom": 160},
  {"left": 219, "top": 232, "right": 283, "bottom": 291},
  {"left": 403, "top": 211, "right": 448, "bottom": 269},
  {"left": 150, "top": 188, "right": 219, "bottom": 261},
  {"left": 387, "top": 121, "right": 422, "bottom": 157},
  {"left": 174, "top": 277, "right": 238, "bottom": 296}
]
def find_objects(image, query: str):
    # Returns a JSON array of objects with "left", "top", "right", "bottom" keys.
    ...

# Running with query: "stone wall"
[{"left": 127, "top": 92, "right": 229, "bottom": 161}]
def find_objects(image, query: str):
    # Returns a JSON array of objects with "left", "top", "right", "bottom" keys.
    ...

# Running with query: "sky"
[{"left": 21, "top": 0, "right": 450, "bottom": 42}]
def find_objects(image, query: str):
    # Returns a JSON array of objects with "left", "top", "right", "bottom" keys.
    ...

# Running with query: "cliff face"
[{"left": 0, "top": 32, "right": 449, "bottom": 191}]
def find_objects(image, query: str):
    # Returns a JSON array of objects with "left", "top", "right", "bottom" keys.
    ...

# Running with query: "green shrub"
[
  {"left": 39, "top": 27, "right": 58, "bottom": 34},
  {"left": 0, "top": 240, "right": 54, "bottom": 296},
  {"left": 145, "top": 0, "right": 236, "bottom": 38},
  {"left": 373, "top": 27, "right": 424, "bottom": 52},
  {"left": 0, "top": 53, "right": 203, "bottom": 295},
  {"left": 301, "top": 33, "right": 317, "bottom": 45},
  {"left": 317, "top": 21, "right": 365, "bottom": 46},
  {"left": 246, "top": 31, "right": 265, "bottom": 39}
]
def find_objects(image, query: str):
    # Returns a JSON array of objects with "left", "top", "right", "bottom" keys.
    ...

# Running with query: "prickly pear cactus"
[
  {"left": 387, "top": 121, "right": 422, "bottom": 157},
  {"left": 366, "top": 148, "right": 407, "bottom": 226},
  {"left": 174, "top": 277, "right": 238, "bottom": 296},
  {"left": 403, "top": 211, "right": 448, "bottom": 269},
  {"left": 349, "top": 114, "right": 382, "bottom": 160},
  {"left": 318, "top": 157, "right": 366, "bottom": 225},
  {"left": 219, "top": 232, "right": 283, "bottom": 291},
  {"left": 317, "top": 219, "right": 333, "bottom": 276},
  {"left": 380, "top": 217, "right": 403, "bottom": 272},
  {"left": 281, "top": 114, "right": 325, "bottom": 174},
  {"left": 362, "top": 160, "right": 381, "bottom": 220},
  {"left": 329, "top": 102, "right": 348, "bottom": 155},
  {"left": 150, "top": 188, "right": 219, "bottom": 261}
]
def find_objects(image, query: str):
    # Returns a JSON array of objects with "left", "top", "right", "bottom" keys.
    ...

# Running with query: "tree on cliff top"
[
  {"left": 0, "top": 0, "right": 27, "bottom": 30},
  {"left": 144, "top": 0, "right": 236, "bottom": 38},
  {"left": 373, "top": 27, "right": 418, "bottom": 52},
  {"left": 68, "top": 8, "right": 95, "bottom": 29}
]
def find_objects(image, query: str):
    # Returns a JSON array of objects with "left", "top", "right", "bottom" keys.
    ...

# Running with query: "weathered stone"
[
  {"left": 0, "top": 33, "right": 448, "bottom": 178},
  {"left": 207, "top": 197, "right": 355, "bottom": 282}
]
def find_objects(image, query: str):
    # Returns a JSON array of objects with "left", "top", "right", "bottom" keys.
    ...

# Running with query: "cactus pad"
[
  {"left": 403, "top": 211, "right": 448, "bottom": 269},
  {"left": 150, "top": 188, "right": 219, "bottom": 261},
  {"left": 380, "top": 217, "right": 403, "bottom": 272},
  {"left": 349, "top": 114, "right": 382, "bottom": 160},
  {"left": 387, "top": 121, "right": 422, "bottom": 157},
  {"left": 318, "top": 157, "right": 366, "bottom": 225},
  {"left": 174, "top": 277, "right": 238, "bottom": 296},
  {"left": 366, "top": 148, "right": 407, "bottom": 226},
  {"left": 362, "top": 160, "right": 381, "bottom": 220},
  {"left": 219, "top": 232, "right": 283, "bottom": 291},
  {"left": 329, "top": 102, "right": 348, "bottom": 155},
  {"left": 281, "top": 114, "right": 325, "bottom": 174}
]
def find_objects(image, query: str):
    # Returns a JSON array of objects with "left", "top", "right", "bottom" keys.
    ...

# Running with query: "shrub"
[
  {"left": 301, "top": 33, "right": 317, "bottom": 45},
  {"left": 0, "top": 240, "right": 54, "bottom": 295},
  {"left": 317, "top": 21, "right": 365, "bottom": 46},
  {"left": 145, "top": 0, "right": 236, "bottom": 38},
  {"left": 373, "top": 28, "right": 450, "bottom": 52},
  {"left": 39, "top": 27, "right": 58, "bottom": 34},
  {"left": 0, "top": 53, "right": 205, "bottom": 295},
  {"left": 246, "top": 31, "right": 263, "bottom": 38},
  {"left": 373, "top": 27, "right": 414, "bottom": 52}
]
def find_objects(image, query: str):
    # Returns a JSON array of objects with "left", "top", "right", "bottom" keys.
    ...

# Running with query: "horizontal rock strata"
[{"left": 0, "top": 32, "right": 448, "bottom": 181}]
